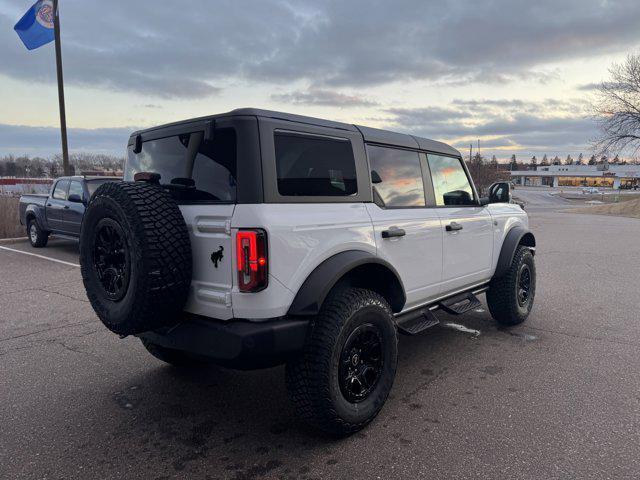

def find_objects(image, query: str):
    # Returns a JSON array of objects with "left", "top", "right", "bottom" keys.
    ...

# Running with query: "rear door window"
[
  {"left": 367, "top": 145, "right": 425, "bottom": 207},
  {"left": 427, "top": 155, "right": 475, "bottom": 206},
  {"left": 274, "top": 132, "right": 357, "bottom": 196},
  {"left": 52, "top": 180, "right": 69, "bottom": 200},
  {"left": 125, "top": 128, "right": 237, "bottom": 203}
]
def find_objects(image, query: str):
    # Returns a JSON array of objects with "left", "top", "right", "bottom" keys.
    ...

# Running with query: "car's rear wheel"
[
  {"left": 285, "top": 287, "right": 398, "bottom": 436},
  {"left": 27, "top": 218, "right": 48, "bottom": 248},
  {"left": 487, "top": 246, "right": 536, "bottom": 325}
]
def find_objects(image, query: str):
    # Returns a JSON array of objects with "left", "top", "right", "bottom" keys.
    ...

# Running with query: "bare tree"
[{"left": 593, "top": 54, "right": 640, "bottom": 156}]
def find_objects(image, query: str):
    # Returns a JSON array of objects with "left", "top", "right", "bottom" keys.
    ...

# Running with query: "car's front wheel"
[
  {"left": 285, "top": 287, "right": 398, "bottom": 436},
  {"left": 487, "top": 246, "right": 536, "bottom": 325},
  {"left": 27, "top": 218, "right": 48, "bottom": 248}
]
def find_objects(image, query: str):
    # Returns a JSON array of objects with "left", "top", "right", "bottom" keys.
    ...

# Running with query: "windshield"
[{"left": 125, "top": 128, "right": 237, "bottom": 203}]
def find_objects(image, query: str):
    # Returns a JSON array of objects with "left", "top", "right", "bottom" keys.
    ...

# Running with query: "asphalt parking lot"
[{"left": 2, "top": 195, "right": 640, "bottom": 479}]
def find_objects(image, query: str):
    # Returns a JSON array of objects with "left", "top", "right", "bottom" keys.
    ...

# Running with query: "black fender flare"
[
  {"left": 25, "top": 205, "right": 48, "bottom": 231},
  {"left": 287, "top": 250, "right": 406, "bottom": 316},
  {"left": 494, "top": 226, "right": 536, "bottom": 278}
]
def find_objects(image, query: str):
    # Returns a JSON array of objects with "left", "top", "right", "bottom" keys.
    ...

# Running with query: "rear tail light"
[{"left": 236, "top": 229, "right": 268, "bottom": 292}]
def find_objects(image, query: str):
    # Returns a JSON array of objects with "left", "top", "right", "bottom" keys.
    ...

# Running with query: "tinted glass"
[
  {"left": 367, "top": 145, "right": 425, "bottom": 207},
  {"left": 125, "top": 129, "right": 237, "bottom": 203},
  {"left": 52, "top": 180, "right": 69, "bottom": 200},
  {"left": 191, "top": 128, "right": 237, "bottom": 202},
  {"left": 68, "top": 181, "right": 83, "bottom": 200},
  {"left": 275, "top": 132, "right": 357, "bottom": 196},
  {"left": 428, "top": 155, "right": 475, "bottom": 206}
]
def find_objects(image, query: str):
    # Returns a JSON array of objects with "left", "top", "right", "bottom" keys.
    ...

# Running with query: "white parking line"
[{"left": 0, "top": 245, "right": 80, "bottom": 268}]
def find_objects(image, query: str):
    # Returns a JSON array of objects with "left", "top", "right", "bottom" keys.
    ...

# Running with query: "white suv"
[{"left": 79, "top": 108, "right": 536, "bottom": 435}]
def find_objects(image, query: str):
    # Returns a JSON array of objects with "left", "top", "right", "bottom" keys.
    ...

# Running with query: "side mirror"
[
  {"left": 443, "top": 190, "right": 474, "bottom": 206},
  {"left": 371, "top": 170, "right": 383, "bottom": 184},
  {"left": 68, "top": 193, "right": 83, "bottom": 203},
  {"left": 488, "top": 182, "right": 511, "bottom": 203}
]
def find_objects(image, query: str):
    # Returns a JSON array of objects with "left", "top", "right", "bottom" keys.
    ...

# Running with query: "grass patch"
[
  {"left": 566, "top": 197, "right": 640, "bottom": 219},
  {"left": 0, "top": 196, "right": 24, "bottom": 239}
]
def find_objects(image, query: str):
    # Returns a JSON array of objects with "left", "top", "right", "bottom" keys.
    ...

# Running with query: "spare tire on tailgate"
[{"left": 79, "top": 181, "right": 192, "bottom": 336}]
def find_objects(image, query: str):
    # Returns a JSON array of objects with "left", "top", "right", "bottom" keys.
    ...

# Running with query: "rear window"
[
  {"left": 274, "top": 132, "right": 357, "bottom": 197},
  {"left": 125, "top": 128, "right": 237, "bottom": 203},
  {"left": 87, "top": 179, "right": 117, "bottom": 197}
]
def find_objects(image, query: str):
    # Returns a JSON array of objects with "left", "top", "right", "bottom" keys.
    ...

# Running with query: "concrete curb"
[{"left": 0, "top": 236, "right": 28, "bottom": 244}]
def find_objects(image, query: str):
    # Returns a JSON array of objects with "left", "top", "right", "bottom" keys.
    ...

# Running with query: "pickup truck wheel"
[
  {"left": 79, "top": 181, "right": 192, "bottom": 336},
  {"left": 487, "top": 246, "right": 536, "bottom": 326},
  {"left": 27, "top": 218, "right": 48, "bottom": 248},
  {"left": 285, "top": 288, "right": 397, "bottom": 436},
  {"left": 140, "top": 338, "right": 208, "bottom": 367}
]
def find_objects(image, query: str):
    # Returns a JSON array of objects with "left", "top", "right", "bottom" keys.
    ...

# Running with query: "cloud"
[
  {"left": 384, "top": 98, "right": 599, "bottom": 157},
  {"left": 1, "top": 0, "right": 639, "bottom": 98},
  {"left": 272, "top": 88, "right": 378, "bottom": 107},
  {"left": 0, "top": 123, "right": 133, "bottom": 156}
]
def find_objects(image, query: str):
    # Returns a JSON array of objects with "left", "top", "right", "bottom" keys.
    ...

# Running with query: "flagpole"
[{"left": 52, "top": 0, "right": 69, "bottom": 176}]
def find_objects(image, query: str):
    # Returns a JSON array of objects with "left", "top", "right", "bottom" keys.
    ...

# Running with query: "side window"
[
  {"left": 427, "top": 155, "right": 475, "bottom": 206},
  {"left": 367, "top": 145, "right": 425, "bottom": 208},
  {"left": 274, "top": 132, "right": 357, "bottom": 197},
  {"left": 68, "top": 181, "right": 84, "bottom": 200},
  {"left": 52, "top": 180, "right": 69, "bottom": 200}
]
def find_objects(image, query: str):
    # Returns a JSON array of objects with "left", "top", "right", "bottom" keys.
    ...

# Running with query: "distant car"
[
  {"left": 582, "top": 187, "right": 600, "bottom": 194},
  {"left": 19, "top": 176, "right": 121, "bottom": 247}
]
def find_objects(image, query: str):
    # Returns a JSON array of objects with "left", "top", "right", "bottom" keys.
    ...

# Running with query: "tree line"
[{"left": 0, "top": 153, "right": 125, "bottom": 178}]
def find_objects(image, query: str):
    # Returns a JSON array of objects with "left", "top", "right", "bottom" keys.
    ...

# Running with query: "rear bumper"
[{"left": 137, "top": 314, "right": 308, "bottom": 370}]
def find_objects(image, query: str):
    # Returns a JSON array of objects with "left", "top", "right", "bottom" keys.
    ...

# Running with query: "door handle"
[
  {"left": 446, "top": 222, "right": 463, "bottom": 232},
  {"left": 64, "top": 205, "right": 70, "bottom": 209},
  {"left": 382, "top": 227, "right": 406, "bottom": 238},
  {"left": 47, "top": 203, "right": 52, "bottom": 207}
]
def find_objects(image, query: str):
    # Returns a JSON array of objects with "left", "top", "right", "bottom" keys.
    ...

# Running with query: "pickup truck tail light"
[{"left": 236, "top": 229, "right": 268, "bottom": 292}]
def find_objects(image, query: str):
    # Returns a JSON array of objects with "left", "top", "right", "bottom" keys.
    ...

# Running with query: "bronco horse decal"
[{"left": 210, "top": 246, "right": 224, "bottom": 268}]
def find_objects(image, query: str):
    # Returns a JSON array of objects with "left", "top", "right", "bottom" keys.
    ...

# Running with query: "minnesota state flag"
[{"left": 14, "top": 0, "right": 55, "bottom": 50}]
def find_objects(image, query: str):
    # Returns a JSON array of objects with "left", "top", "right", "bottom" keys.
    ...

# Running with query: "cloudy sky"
[{"left": 1, "top": 0, "right": 639, "bottom": 159}]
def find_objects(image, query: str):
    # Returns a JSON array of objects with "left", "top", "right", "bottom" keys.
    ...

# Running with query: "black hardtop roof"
[{"left": 129, "top": 108, "right": 460, "bottom": 157}]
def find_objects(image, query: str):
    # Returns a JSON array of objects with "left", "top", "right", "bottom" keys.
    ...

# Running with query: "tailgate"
[{"left": 179, "top": 204, "right": 235, "bottom": 320}]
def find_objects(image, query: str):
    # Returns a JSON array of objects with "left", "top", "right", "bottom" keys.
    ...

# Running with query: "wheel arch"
[
  {"left": 494, "top": 226, "right": 536, "bottom": 278},
  {"left": 287, "top": 250, "right": 406, "bottom": 316},
  {"left": 25, "top": 206, "right": 46, "bottom": 231}
]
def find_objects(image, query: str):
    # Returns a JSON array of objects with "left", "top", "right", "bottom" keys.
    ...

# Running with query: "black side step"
[
  {"left": 438, "top": 292, "right": 482, "bottom": 315},
  {"left": 396, "top": 308, "right": 439, "bottom": 335}
]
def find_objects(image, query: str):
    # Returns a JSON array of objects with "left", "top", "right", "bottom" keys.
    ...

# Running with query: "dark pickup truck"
[{"left": 19, "top": 176, "right": 120, "bottom": 247}]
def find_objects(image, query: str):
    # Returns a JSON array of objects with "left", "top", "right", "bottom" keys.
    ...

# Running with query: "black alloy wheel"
[
  {"left": 516, "top": 263, "right": 532, "bottom": 308},
  {"left": 92, "top": 218, "right": 130, "bottom": 301},
  {"left": 339, "top": 324, "right": 384, "bottom": 403}
]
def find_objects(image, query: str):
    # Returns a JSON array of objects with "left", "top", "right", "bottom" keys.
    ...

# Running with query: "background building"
[{"left": 510, "top": 164, "right": 640, "bottom": 189}]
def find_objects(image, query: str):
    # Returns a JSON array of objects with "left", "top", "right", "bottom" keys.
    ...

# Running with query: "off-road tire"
[
  {"left": 285, "top": 288, "right": 398, "bottom": 436},
  {"left": 487, "top": 246, "right": 536, "bottom": 325},
  {"left": 27, "top": 218, "right": 48, "bottom": 248},
  {"left": 80, "top": 181, "right": 192, "bottom": 336},
  {"left": 140, "top": 338, "right": 209, "bottom": 367}
]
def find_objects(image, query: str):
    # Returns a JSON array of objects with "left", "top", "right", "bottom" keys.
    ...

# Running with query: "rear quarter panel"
[{"left": 231, "top": 203, "right": 376, "bottom": 318}]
